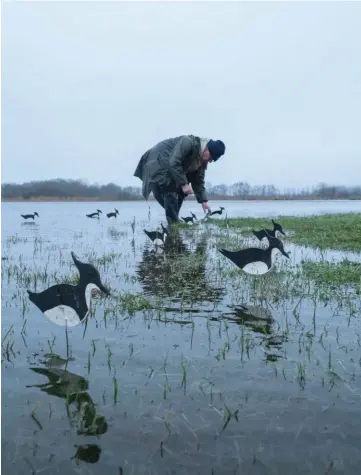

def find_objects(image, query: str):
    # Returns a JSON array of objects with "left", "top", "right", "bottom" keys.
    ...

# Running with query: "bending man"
[{"left": 134, "top": 135, "right": 225, "bottom": 224}]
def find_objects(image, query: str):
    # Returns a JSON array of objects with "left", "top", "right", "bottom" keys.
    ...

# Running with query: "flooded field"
[{"left": 2, "top": 200, "right": 361, "bottom": 475}]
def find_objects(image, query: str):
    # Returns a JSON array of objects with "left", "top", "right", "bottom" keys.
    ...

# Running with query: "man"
[{"left": 134, "top": 135, "right": 225, "bottom": 224}]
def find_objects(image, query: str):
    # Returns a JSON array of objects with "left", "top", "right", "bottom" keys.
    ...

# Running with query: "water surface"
[{"left": 2, "top": 200, "right": 361, "bottom": 475}]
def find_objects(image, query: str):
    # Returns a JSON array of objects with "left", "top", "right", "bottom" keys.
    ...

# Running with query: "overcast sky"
[{"left": 2, "top": 1, "right": 361, "bottom": 190}]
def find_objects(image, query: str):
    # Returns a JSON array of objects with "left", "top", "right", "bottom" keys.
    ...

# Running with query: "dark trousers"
[{"left": 151, "top": 183, "right": 186, "bottom": 224}]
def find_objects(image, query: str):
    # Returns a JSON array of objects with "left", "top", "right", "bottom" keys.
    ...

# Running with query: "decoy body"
[
  {"left": 209, "top": 207, "right": 225, "bottom": 217},
  {"left": 86, "top": 209, "right": 102, "bottom": 218},
  {"left": 218, "top": 235, "right": 290, "bottom": 275},
  {"left": 252, "top": 219, "right": 286, "bottom": 241},
  {"left": 27, "top": 252, "right": 110, "bottom": 327},
  {"left": 144, "top": 223, "right": 168, "bottom": 248},
  {"left": 181, "top": 212, "right": 197, "bottom": 224},
  {"left": 106, "top": 208, "right": 119, "bottom": 218},
  {"left": 21, "top": 212, "right": 39, "bottom": 220}
]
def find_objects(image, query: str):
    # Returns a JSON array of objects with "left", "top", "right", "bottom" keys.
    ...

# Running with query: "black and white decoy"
[
  {"left": 144, "top": 224, "right": 168, "bottom": 248},
  {"left": 252, "top": 219, "right": 286, "bottom": 241},
  {"left": 209, "top": 206, "right": 225, "bottom": 217},
  {"left": 181, "top": 212, "right": 197, "bottom": 224},
  {"left": 21, "top": 212, "right": 39, "bottom": 220},
  {"left": 218, "top": 235, "right": 290, "bottom": 275},
  {"left": 106, "top": 208, "right": 119, "bottom": 218},
  {"left": 86, "top": 209, "right": 102, "bottom": 218},
  {"left": 27, "top": 251, "right": 110, "bottom": 327}
]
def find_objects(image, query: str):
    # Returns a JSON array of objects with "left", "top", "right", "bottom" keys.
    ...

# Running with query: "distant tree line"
[
  {"left": 206, "top": 182, "right": 361, "bottom": 200},
  {"left": 1, "top": 179, "right": 143, "bottom": 201},
  {"left": 1, "top": 179, "right": 361, "bottom": 201}
]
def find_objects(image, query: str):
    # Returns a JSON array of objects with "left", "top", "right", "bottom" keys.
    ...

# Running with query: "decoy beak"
[
  {"left": 280, "top": 248, "right": 290, "bottom": 258},
  {"left": 97, "top": 282, "right": 111, "bottom": 296}
]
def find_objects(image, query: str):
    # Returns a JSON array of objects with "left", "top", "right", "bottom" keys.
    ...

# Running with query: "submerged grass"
[{"left": 213, "top": 212, "right": 361, "bottom": 252}]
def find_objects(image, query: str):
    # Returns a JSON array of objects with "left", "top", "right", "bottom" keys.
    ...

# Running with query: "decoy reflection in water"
[
  {"left": 223, "top": 304, "right": 274, "bottom": 334},
  {"left": 106, "top": 208, "right": 119, "bottom": 218},
  {"left": 27, "top": 361, "right": 108, "bottom": 436},
  {"left": 222, "top": 304, "right": 287, "bottom": 361},
  {"left": 27, "top": 251, "right": 110, "bottom": 327},
  {"left": 218, "top": 235, "right": 290, "bottom": 275},
  {"left": 86, "top": 209, "right": 102, "bottom": 218},
  {"left": 21, "top": 212, "right": 39, "bottom": 220},
  {"left": 181, "top": 212, "right": 197, "bottom": 224},
  {"left": 252, "top": 219, "right": 286, "bottom": 241},
  {"left": 72, "top": 445, "right": 102, "bottom": 464}
]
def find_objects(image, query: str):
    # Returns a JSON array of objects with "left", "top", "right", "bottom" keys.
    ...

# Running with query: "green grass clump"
[
  {"left": 117, "top": 292, "right": 154, "bottom": 315},
  {"left": 214, "top": 213, "right": 361, "bottom": 252},
  {"left": 301, "top": 259, "right": 361, "bottom": 287}
]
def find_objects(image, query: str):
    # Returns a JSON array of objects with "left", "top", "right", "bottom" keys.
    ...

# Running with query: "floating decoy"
[
  {"left": 144, "top": 224, "right": 168, "bottom": 248},
  {"left": 86, "top": 209, "right": 102, "bottom": 218},
  {"left": 27, "top": 251, "right": 110, "bottom": 327},
  {"left": 181, "top": 212, "right": 197, "bottom": 224},
  {"left": 218, "top": 235, "right": 290, "bottom": 275},
  {"left": 252, "top": 219, "right": 286, "bottom": 241},
  {"left": 21, "top": 212, "right": 39, "bottom": 220},
  {"left": 208, "top": 206, "right": 225, "bottom": 216},
  {"left": 106, "top": 208, "right": 119, "bottom": 218}
]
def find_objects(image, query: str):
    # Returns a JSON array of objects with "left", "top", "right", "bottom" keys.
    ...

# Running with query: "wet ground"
[{"left": 2, "top": 200, "right": 361, "bottom": 474}]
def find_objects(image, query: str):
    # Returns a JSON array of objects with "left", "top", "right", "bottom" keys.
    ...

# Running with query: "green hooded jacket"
[{"left": 134, "top": 135, "right": 208, "bottom": 203}]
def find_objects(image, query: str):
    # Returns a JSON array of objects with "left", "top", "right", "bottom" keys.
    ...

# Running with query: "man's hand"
[
  {"left": 202, "top": 202, "right": 211, "bottom": 214},
  {"left": 181, "top": 184, "right": 193, "bottom": 195}
]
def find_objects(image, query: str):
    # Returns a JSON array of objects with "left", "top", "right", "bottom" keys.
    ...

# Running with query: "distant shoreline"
[{"left": 2, "top": 196, "right": 361, "bottom": 202}]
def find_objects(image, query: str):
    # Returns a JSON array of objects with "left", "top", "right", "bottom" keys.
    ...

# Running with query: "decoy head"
[
  {"left": 272, "top": 219, "right": 286, "bottom": 236},
  {"left": 220, "top": 207, "right": 225, "bottom": 210},
  {"left": 71, "top": 252, "right": 110, "bottom": 295},
  {"left": 34, "top": 212, "right": 39, "bottom": 217},
  {"left": 97, "top": 209, "right": 102, "bottom": 214},
  {"left": 267, "top": 236, "right": 290, "bottom": 258},
  {"left": 115, "top": 208, "right": 119, "bottom": 214},
  {"left": 191, "top": 212, "right": 197, "bottom": 220}
]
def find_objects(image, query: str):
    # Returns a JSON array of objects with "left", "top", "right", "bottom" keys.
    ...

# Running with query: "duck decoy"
[
  {"left": 209, "top": 206, "right": 225, "bottom": 216},
  {"left": 86, "top": 209, "right": 102, "bottom": 218},
  {"left": 21, "top": 212, "right": 39, "bottom": 220},
  {"left": 218, "top": 235, "right": 290, "bottom": 275},
  {"left": 252, "top": 219, "right": 286, "bottom": 241},
  {"left": 27, "top": 251, "right": 110, "bottom": 327},
  {"left": 144, "top": 224, "right": 168, "bottom": 248},
  {"left": 106, "top": 208, "right": 119, "bottom": 218},
  {"left": 181, "top": 212, "right": 197, "bottom": 224}
]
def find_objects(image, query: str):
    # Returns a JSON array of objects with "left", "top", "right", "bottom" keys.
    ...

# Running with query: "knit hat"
[{"left": 207, "top": 140, "right": 226, "bottom": 161}]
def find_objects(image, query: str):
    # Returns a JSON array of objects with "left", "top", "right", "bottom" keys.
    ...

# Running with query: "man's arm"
[{"left": 191, "top": 166, "right": 208, "bottom": 204}]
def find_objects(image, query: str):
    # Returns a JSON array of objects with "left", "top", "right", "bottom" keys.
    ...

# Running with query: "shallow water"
[{"left": 2, "top": 200, "right": 361, "bottom": 475}]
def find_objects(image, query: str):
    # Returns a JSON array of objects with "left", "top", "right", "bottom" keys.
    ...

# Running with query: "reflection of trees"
[
  {"left": 136, "top": 229, "right": 225, "bottom": 305},
  {"left": 26, "top": 354, "right": 107, "bottom": 464}
]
